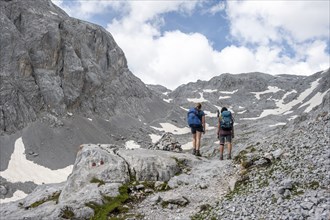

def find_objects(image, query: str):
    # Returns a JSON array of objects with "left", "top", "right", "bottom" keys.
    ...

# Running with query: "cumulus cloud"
[
  {"left": 226, "top": 1, "right": 329, "bottom": 44},
  {"left": 52, "top": 0, "right": 329, "bottom": 90}
]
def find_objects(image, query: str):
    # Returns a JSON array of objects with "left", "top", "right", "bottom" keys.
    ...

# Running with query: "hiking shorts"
[
  {"left": 191, "top": 125, "right": 204, "bottom": 134},
  {"left": 219, "top": 134, "right": 232, "bottom": 144}
]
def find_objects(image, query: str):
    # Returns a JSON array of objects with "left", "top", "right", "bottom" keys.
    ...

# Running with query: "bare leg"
[
  {"left": 227, "top": 142, "right": 232, "bottom": 159},
  {"left": 219, "top": 144, "right": 224, "bottom": 160},
  {"left": 195, "top": 131, "right": 202, "bottom": 156},
  {"left": 196, "top": 131, "right": 202, "bottom": 150},
  {"left": 192, "top": 133, "right": 197, "bottom": 154}
]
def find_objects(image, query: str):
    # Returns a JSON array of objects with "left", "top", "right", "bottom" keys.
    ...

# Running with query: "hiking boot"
[
  {"left": 192, "top": 149, "right": 196, "bottom": 155},
  {"left": 196, "top": 150, "right": 202, "bottom": 157},
  {"left": 227, "top": 154, "right": 232, "bottom": 160},
  {"left": 220, "top": 155, "right": 223, "bottom": 160}
]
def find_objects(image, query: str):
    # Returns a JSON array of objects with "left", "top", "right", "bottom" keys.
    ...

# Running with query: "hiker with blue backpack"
[
  {"left": 187, "top": 103, "right": 206, "bottom": 156},
  {"left": 217, "top": 107, "right": 234, "bottom": 160}
]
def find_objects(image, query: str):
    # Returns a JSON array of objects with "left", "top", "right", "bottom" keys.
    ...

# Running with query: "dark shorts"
[
  {"left": 219, "top": 135, "right": 232, "bottom": 144},
  {"left": 191, "top": 125, "right": 204, "bottom": 134}
]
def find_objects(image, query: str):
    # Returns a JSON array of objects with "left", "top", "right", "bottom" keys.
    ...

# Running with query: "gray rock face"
[
  {"left": 0, "top": 143, "right": 207, "bottom": 219},
  {"left": 0, "top": 0, "right": 170, "bottom": 135}
]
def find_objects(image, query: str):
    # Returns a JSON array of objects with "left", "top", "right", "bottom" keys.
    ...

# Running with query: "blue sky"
[{"left": 52, "top": 0, "right": 329, "bottom": 90}]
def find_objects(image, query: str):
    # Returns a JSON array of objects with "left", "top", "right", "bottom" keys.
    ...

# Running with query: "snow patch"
[
  {"left": 203, "top": 89, "right": 217, "bottom": 93},
  {"left": 219, "top": 89, "right": 238, "bottom": 94},
  {"left": 181, "top": 141, "right": 193, "bottom": 150},
  {"left": 163, "top": 98, "right": 172, "bottom": 103},
  {"left": 219, "top": 96, "right": 231, "bottom": 100},
  {"left": 0, "top": 190, "right": 28, "bottom": 204},
  {"left": 203, "top": 110, "right": 218, "bottom": 118},
  {"left": 237, "top": 110, "right": 247, "bottom": 114},
  {"left": 49, "top": 11, "right": 58, "bottom": 16},
  {"left": 251, "top": 86, "right": 282, "bottom": 100},
  {"left": 269, "top": 123, "right": 286, "bottom": 127},
  {"left": 0, "top": 137, "right": 73, "bottom": 185},
  {"left": 242, "top": 78, "right": 322, "bottom": 120},
  {"left": 180, "top": 106, "right": 189, "bottom": 111},
  {"left": 125, "top": 140, "right": 140, "bottom": 149},
  {"left": 299, "top": 89, "right": 329, "bottom": 113},
  {"left": 187, "top": 92, "right": 208, "bottom": 103},
  {"left": 151, "top": 123, "right": 190, "bottom": 135},
  {"left": 149, "top": 134, "right": 162, "bottom": 143}
]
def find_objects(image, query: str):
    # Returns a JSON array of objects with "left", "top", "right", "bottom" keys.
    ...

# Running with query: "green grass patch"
[
  {"left": 29, "top": 191, "right": 60, "bottom": 208},
  {"left": 171, "top": 156, "right": 189, "bottom": 175},
  {"left": 307, "top": 181, "right": 320, "bottom": 190},
  {"left": 86, "top": 184, "right": 130, "bottom": 220},
  {"left": 59, "top": 206, "right": 75, "bottom": 219},
  {"left": 225, "top": 176, "right": 250, "bottom": 200},
  {"left": 90, "top": 177, "right": 106, "bottom": 187}
]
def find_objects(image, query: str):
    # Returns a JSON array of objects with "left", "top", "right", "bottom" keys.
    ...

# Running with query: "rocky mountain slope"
[
  {"left": 0, "top": 0, "right": 329, "bottom": 219},
  {"left": 1, "top": 80, "right": 328, "bottom": 219},
  {"left": 0, "top": 0, "right": 183, "bottom": 199}
]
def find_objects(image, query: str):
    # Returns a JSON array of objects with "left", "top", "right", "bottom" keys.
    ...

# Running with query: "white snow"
[
  {"left": 0, "top": 190, "right": 28, "bottom": 204},
  {"left": 149, "top": 134, "right": 162, "bottom": 143},
  {"left": 299, "top": 89, "right": 329, "bottom": 113},
  {"left": 67, "top": 112, "right": 73, "bottom": 116},
  {"left": 242, "top": 78, "right": 322, "bottom": 120},
  {"left": 181, "top": 141, "right": 193, "bottom": 150},
  {"left": 0, "top": 137, "right": 73, "bottom": 185},
  {"left": 203, "top": 89, "right": 217, "bottom": 93},
  {"left": 239, "top": 106, "right": 245, "bottom": 109},
  {"left": 219, "top": 96, "right": 231, "bottom": 100},
  {"left": 213, "top": 104, "right": 221, "bottom": 110},
  {"left": 151, "top": 123, "right": 191, "bottom": 135},
  {"left": 163, "top": 92, "right": 169, "bottom": 95},
  {"left": 269, "top": 123, "right": 286, "bottom": 127},
  {"left": 237, "top": 110, "right": 247, "bottom": 114},
  {"left": 163, "top": 98, "right": 172, "bottom": 103},
  {"left": 219, "top": 89, "right": 238, "bottom": 94},
  {"left": 288, "top": 115, "right": 298, "bottom": 121},
  {"left": 125, "top": 140, "right": 141, "bottom": 149},
  {"left": 205, "top": 123, "right": 216, "bottom": 130},
  {"left": 187, "top": 92, "right": 208, "bottom": 103},
  {"left": 49, "top": 11, "right": 58, "bottom": 16},
  {"left": 88, "top": 118, "right": 92, "bottom": 121},
  {"left": 251, "top": 86, "right": 282, "bottom": 100},
  {"left": 180, "top": 106, "right": 189, "bottom": 111},
  {"left": 203, "top": 110, "right": 218, "bottom": 118}
]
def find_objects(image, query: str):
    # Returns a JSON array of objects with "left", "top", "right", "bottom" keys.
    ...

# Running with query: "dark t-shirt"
[{"left": 196, "top": 109, "right": 205, "bottom": 122}]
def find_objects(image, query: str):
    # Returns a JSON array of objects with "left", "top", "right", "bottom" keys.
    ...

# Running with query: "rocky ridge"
[
  {"left": 193, "top": 93, "right": 330, "bottom": 220},
  {"left": 0, "top": 0, "right": 329, "bottom": 219},
  {"left": 0, "top": 0, "right": 174, "bottom": 135}
]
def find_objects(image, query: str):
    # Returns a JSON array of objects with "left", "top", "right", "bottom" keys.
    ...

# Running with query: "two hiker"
[{"left": 187, "top": 104, "right": 234, "bottom": 159}]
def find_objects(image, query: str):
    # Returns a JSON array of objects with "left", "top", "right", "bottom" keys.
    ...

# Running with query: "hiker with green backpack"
[
  {"left": 217, "top": 107, "right": 234, "bottom": 160},
  {"left": 187, "top": 103, "right": 206, "bottom": 156}
]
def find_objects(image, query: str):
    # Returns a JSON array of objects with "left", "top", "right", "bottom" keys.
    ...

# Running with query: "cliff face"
[{"left": 0, "top": 0, "right": 168, "bottom": 135}]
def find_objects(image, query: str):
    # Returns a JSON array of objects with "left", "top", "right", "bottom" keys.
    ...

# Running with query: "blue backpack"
[
  {"left": 187, "top": 108, "right": 201, "bottom": 127},
  {"left": 220, "top": 110, "right": 233, "bottom": 130}
]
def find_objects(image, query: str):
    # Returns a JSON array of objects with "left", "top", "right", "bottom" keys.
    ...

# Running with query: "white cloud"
[
  {"left": 226, "top": 1, "right": 329, "bottom": 44},
  {"left": 207, "top": 2, "right": 226, "bottom": 15},
  {"left": 52, "top": 0, "right": 126, "bottom": 19},
  {"left": 52, "top": 0, "right": 329, "bottom": 90}
]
